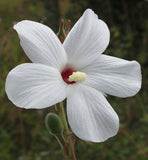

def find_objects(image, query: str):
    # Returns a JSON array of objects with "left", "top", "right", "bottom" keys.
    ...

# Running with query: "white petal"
[
  {"left": 82, "top": 55, "right": 141, "bottom": 97},
  {"left": 5, "top": 63, "right": 66, "bottom": 109},
  {"left": 66, "top": 84, "right": 119, "bottom": 142},
  {"left": 63, "top": 9, "right": 110, "bottom": 69},
  {"left": 14, "top": 20, "right": 67, "bottom": 71}
]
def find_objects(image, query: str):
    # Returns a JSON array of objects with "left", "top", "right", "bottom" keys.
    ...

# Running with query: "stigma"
[{"left": 68, "top": 71, "right": 87, "bottom": 82}]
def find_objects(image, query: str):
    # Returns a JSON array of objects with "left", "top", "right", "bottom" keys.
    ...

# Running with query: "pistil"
[{"left": 69, "top": 71, "right": 87, "bottom": 82}]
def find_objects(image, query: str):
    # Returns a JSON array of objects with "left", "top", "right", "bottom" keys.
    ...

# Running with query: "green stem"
[
  {"left": 57, "top": 102, "right": 77, "bottom": 160},
  {"left": 54, "top": 135, "right": 63, "bottom": 149}
]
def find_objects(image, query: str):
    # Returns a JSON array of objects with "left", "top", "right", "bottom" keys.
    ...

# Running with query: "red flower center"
[{"left": 61, "top": 68, "right": 76, "bottom": 84}]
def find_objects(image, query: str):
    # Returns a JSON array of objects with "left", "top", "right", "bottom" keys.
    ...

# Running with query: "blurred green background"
[{"left": 0, "top": 0, "right": 148, "bottom": 160}]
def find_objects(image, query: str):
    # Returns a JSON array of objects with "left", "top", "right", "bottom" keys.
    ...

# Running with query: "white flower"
[{"left": 5, "top": 9, "right": 141, "bottom": 142}]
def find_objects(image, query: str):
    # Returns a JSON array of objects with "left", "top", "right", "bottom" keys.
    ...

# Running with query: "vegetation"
[{"left": 0, "top": 0, "right": 148, "bottom": 159}]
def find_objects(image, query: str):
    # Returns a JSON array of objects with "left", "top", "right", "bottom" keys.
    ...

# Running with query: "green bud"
[{"left": 45, "top": 113, "right": 63, "bottom": 135}]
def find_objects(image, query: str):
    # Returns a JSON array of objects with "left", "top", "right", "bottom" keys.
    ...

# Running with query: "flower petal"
[
  {"left": 63, "top": 9, "right": 110, "bottom": 69},
  {"left": 66, "top": 84, "right": 119, "bottom": 142},
  {"left": 82, "top": 55, "right": 141, "bottom": 97},
  {"left": 14, "top": 20, "right": 67, "bottom": 71},
  {"left": 5, "top": 63, "right": 66, "bottom": 109}
]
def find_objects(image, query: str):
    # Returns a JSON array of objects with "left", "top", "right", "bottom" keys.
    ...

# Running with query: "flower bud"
[{"left": 45, "top": 113, "right": 63, "bottom": 135}]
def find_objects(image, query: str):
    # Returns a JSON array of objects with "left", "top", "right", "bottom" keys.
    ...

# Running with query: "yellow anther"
[{"left": 68, "top": 71, "right": 87, "bottom": 82}]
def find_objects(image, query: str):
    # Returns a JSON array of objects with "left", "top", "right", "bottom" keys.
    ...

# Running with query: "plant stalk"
[{"left": 57, "top": 102, "right": 77, "bottom": 160}]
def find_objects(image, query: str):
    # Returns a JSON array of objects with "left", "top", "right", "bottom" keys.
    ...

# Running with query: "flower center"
[
  {"left": 69, "top": 71, "right": 87, "bottom": 82},
  {"left": 61, "top": 68, "right": 87, "bottom": 84}
]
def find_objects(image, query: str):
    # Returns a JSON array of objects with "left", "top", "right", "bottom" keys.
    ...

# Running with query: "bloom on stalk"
[{"left": 5, "top": 9, "right": 141, "bottom": 142}]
